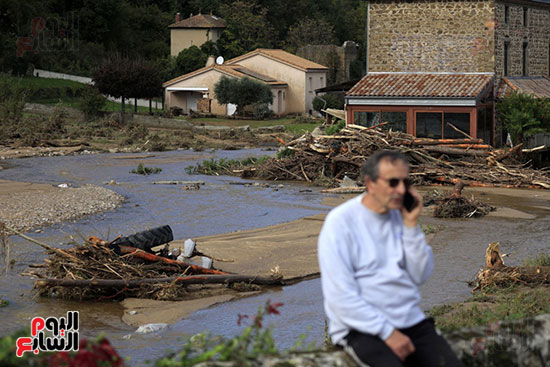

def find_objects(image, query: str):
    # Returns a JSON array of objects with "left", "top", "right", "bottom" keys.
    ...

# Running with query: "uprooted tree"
[{"left": 214, "top": 76, "right": 273, "bottom": 116}]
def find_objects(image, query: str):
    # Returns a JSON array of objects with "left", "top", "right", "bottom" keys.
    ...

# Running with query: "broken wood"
[
  {"left": 412, "top": 138, "right": 483, "bottom": 146},
  {"left": 446, "top": 122, "right": 475, "bottom": 139},
  {"left": 423, "top": 146, "right": 491, "bottom": 156},
  {"left": 118, "top": 246, "right": 228, "bottom": 275},
  {"left": 321, "top": 187, "right": 365, "bottom": 194},
  {"left": 36, "top": 274, "right": 283, "bottom": 288}
]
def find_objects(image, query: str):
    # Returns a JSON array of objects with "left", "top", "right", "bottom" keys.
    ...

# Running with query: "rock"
[
  {"left": 135, "top": 323, "right": 167, "bottom": 334},
  {"left": 340, "top": 175, "right": 358, "bottom": 188}
]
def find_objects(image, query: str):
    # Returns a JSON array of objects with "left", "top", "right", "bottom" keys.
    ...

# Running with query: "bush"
[
  {"left": 325, "top": 120, "right": 346, "bottom": 135},
  {"left": 312, "top": 93, "right": 344, "bottom": 113},
  {"left": 79, "top": 86, "right": 107, "bottom": 120},
  {"left": 131, "top": 163, "right": 162, "bottom": 175},
  {"left": 497, "top": 92, "right": 550, "bottom": 145},
  {"left": 0, "top": 74, "right": 27, "bottom": 122},
  {"left": 252, "top": 103, "right": 273, "bottom": 119}
]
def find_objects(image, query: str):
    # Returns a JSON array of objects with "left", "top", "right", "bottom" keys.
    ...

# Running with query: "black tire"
[{"left": 112, "top": 225, "right": 173, "bottom": 253}]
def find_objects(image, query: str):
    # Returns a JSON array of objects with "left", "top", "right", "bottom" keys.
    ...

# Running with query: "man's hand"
[
  {"left": 401, "top": 186, "right": 422, "bottom": 228},
  {"left": 384, "top": 329, "right": 415, "bottom": 361}
]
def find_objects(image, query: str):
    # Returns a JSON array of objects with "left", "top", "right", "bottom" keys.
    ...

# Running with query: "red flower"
[
  {"left": 237, "top": 314, "right": 249, "bottom": 326},
  {"left": 266, "top": 300, "right": 284, "bottom": 315}
]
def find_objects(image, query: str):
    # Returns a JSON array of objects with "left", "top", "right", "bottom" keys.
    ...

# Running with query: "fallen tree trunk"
[
  {"left": 412, "top": 138, "right": 483, "bottom": 145},
  {"left": 36, "top": 274, "right": 284, "bottom": 288},
  {"left": 423, "top": 146, "right": 491, "bottom": 156}
]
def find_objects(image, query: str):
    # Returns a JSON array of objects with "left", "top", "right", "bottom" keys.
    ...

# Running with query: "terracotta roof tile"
[
  {"left": 347, "top": 73, "right": 494, "bottom": 98},
  {"left": 169, "top": 14, "right": 226, "bottom": 28},
  {"left": 163, "top": 64, "right": 287, "bottom": 87},
  {"left": 497, "top": 76, "right": 550, "bottom": 99},
  {"left": 227, "top": 49, "right": 328, "bottom": 71}
]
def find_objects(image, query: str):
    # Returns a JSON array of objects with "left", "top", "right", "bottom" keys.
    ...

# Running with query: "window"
[
  {"left": 477, "top": 108, "right": 492, "bottom": 144},
  {"left": 521, "top": 41, "right": 528, "bottom": 76},
  {"left": 381, "top": 112, "right": 407, "bottom": 132},
  {"left": 504, "top": 40, "right": 510, "bottom": 76},
  {"left": 416, "top": 112, "right": 471, "bottom": 139},
  {"left": 504, "top": 6, "right": 509, "bottom": 24},
  {"left": 523, "top": 7, "right": 528, "bottom": 26},
  {"left": 309, "top": 77, "right": 312, "bottom": 89},
  {"left": 444, "top": 113, "right": 470, "bottom": 139},
  {"left": 353, "top": 111, "right": 407, "bottom": 132},
  {"left": 320, "top": 76, "right": 324, "bottom": 86},
  {"left": 416, "top": 112, "right": 443, "bottom": 139}
]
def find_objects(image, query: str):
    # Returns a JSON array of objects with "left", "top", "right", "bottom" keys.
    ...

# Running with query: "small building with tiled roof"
[
  {"left": 497, "top": 76, "right": 550, "bottom": 99},
  {"left": 346, "top": 72, "right": 495, "bottom": 144},
  {"left": 169, "top": 13, "right": 226, "bottom": 56},
  {"left": 164, "top": 49, "right": 328, "bottom": 116}
]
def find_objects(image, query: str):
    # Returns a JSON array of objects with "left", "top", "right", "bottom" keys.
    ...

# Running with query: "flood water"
[{"left": 1, "top": 149, "right": 550, "bottom": 366}]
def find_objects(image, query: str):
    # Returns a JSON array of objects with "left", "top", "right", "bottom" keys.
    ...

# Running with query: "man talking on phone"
[{"left": 318, "top": 150, "right": 461, "bottom": 366}]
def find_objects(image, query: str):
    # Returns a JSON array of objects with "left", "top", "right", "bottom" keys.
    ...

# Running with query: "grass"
[
  {"left": 429, "top": 252, "right": 550, "bottom": 332},
  {"left": 186, "top": 156, "right": 271, "bottom": 175},
  {"left": 189, "top": 116, "right": 320, "bottom": 135},
  {"left": 20, "top": 75, "right": 86, "bottom": 89}
]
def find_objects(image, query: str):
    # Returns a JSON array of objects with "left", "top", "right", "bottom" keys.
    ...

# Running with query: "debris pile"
[
  {"left": 14, "top": 225, "right": 282, "bottom": 301},
  {"left": 244, "top": 125, "right": 550, "bottom": 190},
  {"left": 473, "top": 242, "right": 550, "bottom": 291},
  {"left": 432, "top": 181, "right": 495, "bottom": 218}
]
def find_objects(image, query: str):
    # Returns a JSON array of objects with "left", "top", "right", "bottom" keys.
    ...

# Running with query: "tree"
[
  {"left": 286, "top": 18, "right": 337, "bottom": 51},
  {"left": 92, "top": 54, "right": 162, "bottom": 121},
  {"left": 217, "top": 0, "right": 276, "bottom": 59},
  {"left": 175, "top": 46, "right": 207, "bottom": 75},
  {"left": 214, "top": 76, "right": 273, "bottom": 116}
]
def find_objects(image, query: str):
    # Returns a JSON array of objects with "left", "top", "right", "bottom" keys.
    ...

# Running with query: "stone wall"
[
  {"left": 494, "top": 1, "right": 550, "bottom": 78},
  {"left": 297, "top": 42, "right": 359, "bottom": 84},
  {"left": 368, "top": 0, "right": 495, "bottom": 72}
]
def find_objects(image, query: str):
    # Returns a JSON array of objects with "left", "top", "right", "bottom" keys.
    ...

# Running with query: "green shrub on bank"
[
  {"left": 131, "top": 163, "right": 162, "bottom": 175},
  {"left": 0, "top": 74, "right": 27, "bottom": 122},
  {"left": 186, "top": 156, "right": 270, "bottom": 175},
  {"left": 80, "top": 86, "right": 107, "bottom": 120}
]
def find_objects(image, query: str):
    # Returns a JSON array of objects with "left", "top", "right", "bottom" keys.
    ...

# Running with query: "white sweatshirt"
[{"left": 318, "top": 194, "right": 434, "bottom": 344}]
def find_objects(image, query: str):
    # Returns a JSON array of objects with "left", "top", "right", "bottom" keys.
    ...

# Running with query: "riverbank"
[
  {"left": 121, "top": 187, "right": 550, "bottom": 328},
  {"left": 0, "top": 179, "right": 124, "bottom": 232}
]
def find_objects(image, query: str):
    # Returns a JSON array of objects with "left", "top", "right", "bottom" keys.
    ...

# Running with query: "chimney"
[
  {"left": 205, "top": 55, "right": 215, "bottom": 67},
  {"left": 175, "top": 13, "right": 180, "bottom": 23}
]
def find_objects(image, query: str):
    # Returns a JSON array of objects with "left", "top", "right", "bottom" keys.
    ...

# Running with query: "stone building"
[
  {"left": 297, "top": 41, "right": 359, "bottom": 84},
  {"left": 346, "top": 0, "right": 550, "bottom": 146},
  {"left": 169, "top": 13, "right": 226, "bottom": 56}
]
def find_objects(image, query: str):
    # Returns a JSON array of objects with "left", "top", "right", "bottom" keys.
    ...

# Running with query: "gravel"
[{"left": 0, "top": 184, "right": 124, "bottom": 233}]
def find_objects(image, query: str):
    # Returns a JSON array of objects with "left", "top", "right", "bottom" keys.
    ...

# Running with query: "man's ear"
[{"left": 364, "top": 176, "right": 372, "bottom": 189}]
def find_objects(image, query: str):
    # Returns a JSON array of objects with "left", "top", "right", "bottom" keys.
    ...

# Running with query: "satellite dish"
[{"left": 215, "top": 56, "right": 224, "bottom": 65}]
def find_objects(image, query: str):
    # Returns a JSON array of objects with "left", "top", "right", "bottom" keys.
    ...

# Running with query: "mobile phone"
[{"left": 403, "top": 190, "right": 419, "bottom": 212}]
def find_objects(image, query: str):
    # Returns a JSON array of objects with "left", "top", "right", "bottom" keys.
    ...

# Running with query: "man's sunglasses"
[{"left": 377, "top": 177, "right": 412, "bottom": 188}]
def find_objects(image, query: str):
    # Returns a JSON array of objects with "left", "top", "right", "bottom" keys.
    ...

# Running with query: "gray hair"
[{"left": 361, "top": 150, "right": 409, "bottom": 181}]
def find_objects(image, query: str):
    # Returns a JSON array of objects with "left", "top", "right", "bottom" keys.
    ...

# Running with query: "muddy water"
[{"left": 1, "top": 151, "right": 550, "bottom": 366}]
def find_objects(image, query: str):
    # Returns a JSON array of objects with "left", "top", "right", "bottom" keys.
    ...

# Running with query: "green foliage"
[
  {"left": 276, "top": 148, "right": 295, "bottom": 159},
  {"left": 175, "top": 46, "right": 208, "bottom": 75},
  {"left": 252, "top": 103, "right": 273, "bottom": 120},
  {"left": 79, "top": 86, "right": 107, "bottom": 120},
  {"left": 131, "top": 163, "right": 162, "bottom": 175},
  {"left": 214, "top": 76, "right": 273, "bottom": 116},
  {"left": 154, "top": 300, "right": 283, "bottom": 367},
  {"left": 497, "top": 92, "right": 550, "bottom": 145},
  {"left": 429, "top": 285, "right": 550, "bottom": 332},
  {"left": 0, "top": 74, "right": 27, "bottom": 122},
  {"left": 312, "top": 93, "right": 344, "bottom": 112},
  {"left": 217, "top": 0, "right": 276, "bottom": 59},
  {"left": 522, "top": 253, "right": 550, "bottom": 267},
  {"left": 186, "top": 156, "right": 270, "bottom": 175},
  {"left": 286, "top": 18, "right": 337, "bottom": 51},
  {"left": 325, "top": 120, "right": 345, "bottom": 135},
  {"left": 326, "top": 49, "right": 341, "bottom": 85}
]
